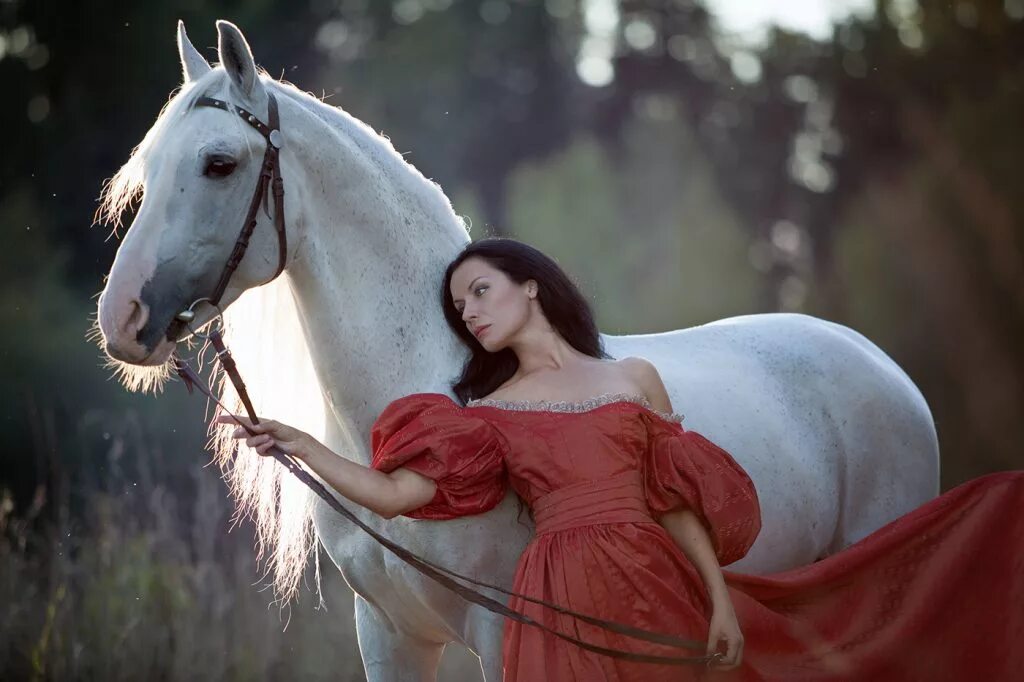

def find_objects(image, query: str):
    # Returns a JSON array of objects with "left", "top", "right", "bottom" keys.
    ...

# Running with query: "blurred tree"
[
  {"left": 311, "top": 0, "right": 578, "bottom": 234},
  {"left": 823, "top": 0, "right": 1024, "bottom": 482},
  {"left": 505, "top": 103, "right": 759, "bottom": 332},
  {"left": 590, "top": 1, "right": 830, "bottom": 313}
]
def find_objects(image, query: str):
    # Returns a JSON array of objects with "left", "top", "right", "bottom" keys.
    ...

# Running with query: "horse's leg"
[
  {"left": 464, "top": 606, "right": 504, "bottom": 682},
  {"left": 354, "top": 595, "right": 446, "bottom": 682}
]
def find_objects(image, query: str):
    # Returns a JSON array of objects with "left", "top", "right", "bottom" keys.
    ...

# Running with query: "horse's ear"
[
  {"left": 177, "top": 20, "right": 211, "bottom": 83},
  {"left": 216, "top": 19, "right": 260, "bottom": 99}
]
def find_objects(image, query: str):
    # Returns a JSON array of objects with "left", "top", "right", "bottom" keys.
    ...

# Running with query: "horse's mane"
[{"left": 96, "top": 68, "right": 468, "bottom": 604}]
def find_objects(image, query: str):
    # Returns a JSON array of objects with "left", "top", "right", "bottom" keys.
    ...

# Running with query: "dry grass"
[{"left": 0, "top": 404, "right": 368, "bottom": 681}]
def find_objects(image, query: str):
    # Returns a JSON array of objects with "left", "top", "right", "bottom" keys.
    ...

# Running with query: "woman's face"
[{"left": 449, "top": 257, "right": 534, "bottom": 351}]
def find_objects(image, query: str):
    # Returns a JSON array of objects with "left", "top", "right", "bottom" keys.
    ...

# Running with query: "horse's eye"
[{"left": 204, "top": 158, "right": 237, "bottom": 178}]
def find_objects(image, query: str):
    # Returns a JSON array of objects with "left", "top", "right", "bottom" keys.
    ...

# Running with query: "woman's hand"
[
  {"left": 706, "top": 601, "right": 744, "bottom": 671},
  {"left": 213, "top": 413, "right": 311, "bottom": 459}
]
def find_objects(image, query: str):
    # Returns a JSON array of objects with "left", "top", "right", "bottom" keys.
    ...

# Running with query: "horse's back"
[{"left": 602, "top": 312, "right": 940, "bottom": 565}]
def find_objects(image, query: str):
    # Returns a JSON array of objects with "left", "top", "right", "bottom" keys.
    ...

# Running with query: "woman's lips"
[{"left": 475, "top": 325, "right": 491, "bottom": 338}]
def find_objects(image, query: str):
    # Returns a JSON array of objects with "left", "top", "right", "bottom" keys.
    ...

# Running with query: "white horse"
[{"left": 94, "top": 20, "right": 940, "bottom": 681}]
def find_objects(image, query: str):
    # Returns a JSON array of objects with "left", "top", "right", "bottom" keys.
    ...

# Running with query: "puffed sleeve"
[
  {"left": 370, "top": 393, "right": 508, "bottom": 520},
  {"left": 640, "top": 409, "right": 761, "bottom": 566}
]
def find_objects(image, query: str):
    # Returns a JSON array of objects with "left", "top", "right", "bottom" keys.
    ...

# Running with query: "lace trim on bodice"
[{"left": 466, "top": 391, "right": 684, "bottom": 423}]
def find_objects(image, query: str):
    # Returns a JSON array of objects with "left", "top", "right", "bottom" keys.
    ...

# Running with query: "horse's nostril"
[{"left": 124, "top": 299, "right": 149, "bottom": 337}]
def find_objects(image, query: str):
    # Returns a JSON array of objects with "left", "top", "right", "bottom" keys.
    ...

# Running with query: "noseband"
[{"left": 174, "top": 92, "right": 287, "bottom": 328}]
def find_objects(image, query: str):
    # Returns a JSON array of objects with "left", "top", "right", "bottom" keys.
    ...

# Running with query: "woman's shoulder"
[{"left": 614, "top": 356, "right": 676, "bottom": 415}]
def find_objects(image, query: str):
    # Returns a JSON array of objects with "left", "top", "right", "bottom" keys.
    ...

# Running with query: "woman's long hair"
[{"left": 441, "top": 237, "right": 613, "bottom": 403}]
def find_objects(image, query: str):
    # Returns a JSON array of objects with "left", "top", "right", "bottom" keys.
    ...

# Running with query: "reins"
[
  {"left": 165, "top": 86, "right": 724, "bottom": 668},
  {"left": 173, "top": 336, "right": 720, "bottom": 667}
]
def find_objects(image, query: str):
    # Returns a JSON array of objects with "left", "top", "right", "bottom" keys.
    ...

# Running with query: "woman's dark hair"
[
  {"left": 442, "top": 237, "right": 613, "bottom": 404},
  {"left": 441, "top": 237, "right": 613, "bottom": 527}
]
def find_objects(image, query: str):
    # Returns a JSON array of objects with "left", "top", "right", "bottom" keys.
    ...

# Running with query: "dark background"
[{"left": 2, "top": 1, "right": 1022, "bottom": 679}]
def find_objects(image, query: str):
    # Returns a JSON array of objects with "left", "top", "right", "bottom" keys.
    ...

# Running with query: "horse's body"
[{"left": 94, "top": 22, "right": 939, "bottom": 681}]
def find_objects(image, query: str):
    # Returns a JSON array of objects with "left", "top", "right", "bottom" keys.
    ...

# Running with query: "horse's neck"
[{"left": 279, "top": 90, "right": 469, "bottom": 457}]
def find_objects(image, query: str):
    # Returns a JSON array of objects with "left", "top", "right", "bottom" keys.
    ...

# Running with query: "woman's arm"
[
  {"left": 657, "top": 509, "right": 731, "bottom": 607},
  {"left": 213, "top": 414, "right": 437, "bottom": 519},
  {"left": 624, "top": 356, "right": 737, "bottom": 607},
  {"left": 302, "top": 437, "right": 438, "bottom": 519},
  {"left": 624, "top": 356, "right": 744, "bottom": 669}
]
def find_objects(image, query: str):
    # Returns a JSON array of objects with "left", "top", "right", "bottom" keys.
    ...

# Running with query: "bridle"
[
  {"left": 165, "top": 90, "right": 723, "bottom": 668},
  {"left": 172, "top": 91, "right": 287, "bottom": 332}
]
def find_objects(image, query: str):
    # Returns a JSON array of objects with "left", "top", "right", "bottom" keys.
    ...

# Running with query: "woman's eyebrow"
[{"left": 452, "top": 276, "right": 487, "bottom": 304}]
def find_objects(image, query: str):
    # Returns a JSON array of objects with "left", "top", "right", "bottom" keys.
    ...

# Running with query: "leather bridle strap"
[{"left": 194, "top": 93, "right": 287, "bottom": 307}]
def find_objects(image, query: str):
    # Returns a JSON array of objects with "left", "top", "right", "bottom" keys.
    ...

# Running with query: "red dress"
[{"left": 369, "top": 392, "right": 1024, "bottom": 681}]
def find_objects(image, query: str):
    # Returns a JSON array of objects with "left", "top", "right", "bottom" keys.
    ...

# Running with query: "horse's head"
[{"left": 96, "top": 20, "right": 292, "bottom": 377}]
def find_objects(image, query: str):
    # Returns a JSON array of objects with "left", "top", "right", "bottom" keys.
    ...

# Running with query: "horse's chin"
[
  {"left": 105, "top": 340, "right": 176, "bottom": 394},
  {"left": 139, "top": 339, "right": 177, "bottom": 366}
]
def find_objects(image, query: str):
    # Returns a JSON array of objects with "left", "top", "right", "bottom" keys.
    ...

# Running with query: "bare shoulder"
[
  {"left": 616, "top": 356, "right": 674, "bottom": 414},
  {"left": 615, "top": 355, "right": 659, "bottom": 384}
]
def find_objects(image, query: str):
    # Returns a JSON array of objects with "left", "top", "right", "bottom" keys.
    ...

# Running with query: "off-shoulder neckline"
[{"left": 464, "top": 391, "right": 685, "bottom": 424}]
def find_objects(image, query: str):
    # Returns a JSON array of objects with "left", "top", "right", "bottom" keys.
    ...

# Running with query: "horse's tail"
[{"left": 207, "top": 276, "right": 325, "bottom": 603}]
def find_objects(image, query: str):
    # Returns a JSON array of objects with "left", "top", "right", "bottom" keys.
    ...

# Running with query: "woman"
[{"left": 216, "top": 238, "right": 1024, "bottom": 681}]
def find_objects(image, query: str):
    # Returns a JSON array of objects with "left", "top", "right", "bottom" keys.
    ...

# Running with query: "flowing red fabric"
[{"left": 370, "top": 392, "right": 1024, "bottom": 681}]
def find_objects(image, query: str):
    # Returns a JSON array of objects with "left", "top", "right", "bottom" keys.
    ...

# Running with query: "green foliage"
[{"left": 505, "top": 107, "right": 758, "bottom": 332}]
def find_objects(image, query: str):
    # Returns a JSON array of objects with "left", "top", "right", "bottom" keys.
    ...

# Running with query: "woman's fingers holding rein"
[
  {"left": 214, "top": 413, "right": 247, "bottom": 426},
  {"left": 212, "top": 415, "right": 307, "bottom": 460},
  {"left": 212, "top": 414, "right": 279, "bottom": 455},
  {"left": 213, "top": 413, "right": 273, "bottom": 436},
  {"left": 210, "top": 413, "right": 306, "bottom": 459}
]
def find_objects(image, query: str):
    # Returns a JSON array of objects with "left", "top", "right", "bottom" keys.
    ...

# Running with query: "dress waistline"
[{"left": 532, "top": 470, "right": 654, "bottom": 535}]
